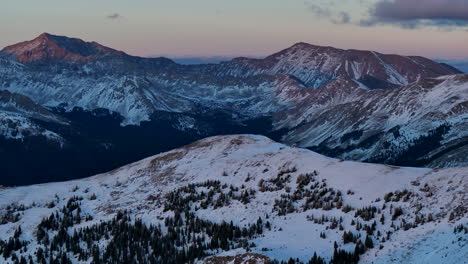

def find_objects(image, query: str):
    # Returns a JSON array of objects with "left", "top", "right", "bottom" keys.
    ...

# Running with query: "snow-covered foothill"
[{"left": 0, "top": 135, "right": 466, "bottom": 263}]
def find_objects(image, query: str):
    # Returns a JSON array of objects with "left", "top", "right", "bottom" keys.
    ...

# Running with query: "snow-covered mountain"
[
  {"left": 0, "top": 34, "right": 303, "bottom": 125},
  {"left": 0, "top": 34, "right": 459, "bottom": 124},
  {"left": 278, "top": 75, "right": 468, "bottom": 168},
  {"left": 1, "top": 33, "right": 126, "bottom": 63},
  {"left": 0, "top": 90, "right": 64, "bottom": 141},
  {"left": 0, "top": 33, "right": 467, "bottom": 185},
  {"left": 0, "top": 135, "right": 466, "bottom": 263},
  {"left": 207, "top": 42, "right": 459, "bottom": 89}
]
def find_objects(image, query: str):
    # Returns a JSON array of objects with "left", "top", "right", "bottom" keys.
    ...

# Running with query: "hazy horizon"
[{"left": 2, "top": 0, "right": 468, "bottom": 60}]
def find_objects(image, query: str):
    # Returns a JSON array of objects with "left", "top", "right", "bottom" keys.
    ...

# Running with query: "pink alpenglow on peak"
[{"left": 1, "top": 33, "right": 126, "bottom": 63}]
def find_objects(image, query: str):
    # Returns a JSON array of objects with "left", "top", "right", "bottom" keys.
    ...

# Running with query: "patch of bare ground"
[
  {"left": 151, "top": 151, "right": 186, "bottom": 166},
  {"left": 385, "top": 165, "right": 401, "bottom": 170},
  {"left": 416, "top": 78, "right": 445, "bottom": 89},
  {"left": 204, "top": 253, "right": 272, "bottom": 264},
  {"left": 183, "top": 135, "right": 261, "bottom": 152},
  {"left": 105, "top": 160, "right": 144, "bottom": 176},
  {"left": 453, "top": 74, "right": 468, "bottom": 82},
  {"left": 181, "top": 138, "right": 216, "bottom": 151},
  {"left": 133, "top": 151, "right": 186, "bottom": 183},
  {"left": 450, "top": 101, "right": 468, "bottom": 114}
]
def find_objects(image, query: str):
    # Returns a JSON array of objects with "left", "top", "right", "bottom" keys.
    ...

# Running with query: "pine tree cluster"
[
  {"left": 272, "top": 174, "right": 344, "bottom": 216},
  {"left": 164, "top": 180, "right": 256, "bottom": 212},
  {"left": 0, "top": 194, "right": 267, "bottom": 264}
]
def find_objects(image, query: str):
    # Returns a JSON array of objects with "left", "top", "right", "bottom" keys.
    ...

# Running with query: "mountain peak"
[
  {"left": 287, "top": 42, "right": 342, "bottom": 52},
  {"left": 38, "top": 32, "right": 53, "bottom": 38},
  {"left": 290, "top": 42, "right": 317, "bottom": 49},
  {"left": 1, "top": 33, "right": 125, "bottom": 63}
]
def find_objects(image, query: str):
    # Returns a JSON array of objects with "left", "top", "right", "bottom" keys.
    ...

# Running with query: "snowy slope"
[
  {"left": 2, "top": 72, "right": 301, "bottom": 126},
  {"left": 0, "top": 90, "right": 65, "bottom": 141},
  {"left": 0, "top": 135, "right": 466, "bottom": 263},
  {"left": 0, "top": 112, "right": 63, "bottom": 142},
  {"left": 0, "top": 90, "right": 63, "bottom": 123},
  {"left": 279, "top": 75, "right": 468, "bottom": 168}
]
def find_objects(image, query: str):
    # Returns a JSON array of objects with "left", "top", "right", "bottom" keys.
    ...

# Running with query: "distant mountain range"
[
  {"left": 0, "top": 33, "right": 466, "bottom": 185},
  {"left": 438, "top": 59, "right": 468, "bottom": 73},
  {"left": 170, "top": 56, "right": 236, "bottom": 65}
]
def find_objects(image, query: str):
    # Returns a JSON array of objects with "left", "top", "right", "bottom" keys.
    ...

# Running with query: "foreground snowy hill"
[{"left": 0, "top": 135, "right": 466, "bottom": 263}]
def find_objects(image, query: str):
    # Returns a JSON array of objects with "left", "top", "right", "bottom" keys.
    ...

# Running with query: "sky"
[{"left": 1, "top": 0, "right": 468, "bottom": 59}]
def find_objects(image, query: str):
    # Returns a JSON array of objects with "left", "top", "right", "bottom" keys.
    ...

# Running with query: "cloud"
[
  {"left": 305, "top": 2, "right": 332, "bottom": 18},
  {"left": 364, "top": 0, "right": 468, "bottom": 28},
  {"left": 304, "top": 1, "right": 352, "bottom": 24},
  {"left": 333, "top": 12, "right": 351, "bottom": 24},
  {"left": 106, "top": 13, "right": 123, "bottom": 20}
]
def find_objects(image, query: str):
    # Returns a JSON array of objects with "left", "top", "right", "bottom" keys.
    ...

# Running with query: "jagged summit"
[{"left": 1, "top": 32, "right": 126, "bottom": 63}]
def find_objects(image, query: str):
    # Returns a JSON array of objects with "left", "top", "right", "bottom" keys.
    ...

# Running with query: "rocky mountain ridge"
[{"left": 207, "top": 42, "right": 459, "bottom": 89}]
